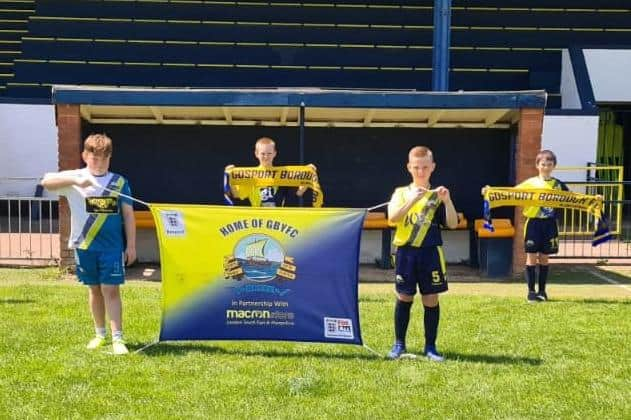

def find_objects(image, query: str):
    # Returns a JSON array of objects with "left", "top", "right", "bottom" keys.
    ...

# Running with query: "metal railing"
[
  {"left": 550, "top": 167, "right": 630, "bottom": 259},
  {"left": 0, "top": 181, "right": 59, "bottom": 265}
]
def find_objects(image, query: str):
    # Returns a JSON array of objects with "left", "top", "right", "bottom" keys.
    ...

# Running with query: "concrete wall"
[
  {"left": 584, "top": 49, "right": 631, "bottom": 103},
  {"left": 541, "top": 114, "right": 599, "bottom": 183},
  {"left": 0, "top": 104, "right": 57, "bottom": 197}
]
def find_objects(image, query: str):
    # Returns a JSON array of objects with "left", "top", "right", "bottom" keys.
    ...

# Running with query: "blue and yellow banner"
[{"left": 151, "top": 204, "right": 366, "bottom": 344}]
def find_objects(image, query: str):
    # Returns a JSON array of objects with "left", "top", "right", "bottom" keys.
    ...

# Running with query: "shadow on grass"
[
  {"left": 551, "top": 297, "right": 631, "bottom": 305},
  {"left": 442, "top": 352, "right": 542, "bottom": 366},
  {"left": 551, "top": 265, "right": 631, "bottom": 285},
  {"left": 133, "top": 342, "right": 381, "bottom": 360},
  {"left": 0, "top": 299, "right": 35, "bottom": 304}
]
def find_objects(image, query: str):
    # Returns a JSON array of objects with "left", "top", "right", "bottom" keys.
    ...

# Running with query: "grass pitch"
[{"left": 1, "top": 266, "right": 629, "bottom": 419}]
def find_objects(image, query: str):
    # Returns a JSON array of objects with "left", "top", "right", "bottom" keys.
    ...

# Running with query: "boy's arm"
[
  {"left": 436, "top": 186, "right": 458, "bottom": 229},
  {"left": 296, "top": 164, "right": 317, "bottom": 197},
  {"left": 41, "top": 171, "right": 93, "bottom": 191},
  {"left": 388, "top": 187, "right": 424, "bottom": 223},
  {"left": 224, "top": 164, "right": 250, "bottom": 198},
  {"left": 121, "top": 203, "right": 136, "bottom": 266}
]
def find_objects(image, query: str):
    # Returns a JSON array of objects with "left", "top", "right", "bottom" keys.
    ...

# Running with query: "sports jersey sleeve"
[
  {"left": 387, "top": 188, "right": 405, "bottom": 220},
  {"left": 120, "top": 178, "right": 132, "bottom": 206}
]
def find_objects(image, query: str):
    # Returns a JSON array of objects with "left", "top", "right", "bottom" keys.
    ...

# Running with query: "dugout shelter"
[{"left": 52, "top": 85, "right": 546, "bottom": 274}]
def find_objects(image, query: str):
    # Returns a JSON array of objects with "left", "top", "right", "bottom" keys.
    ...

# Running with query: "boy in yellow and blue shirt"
[
  {"left": 517, "top": 150, "right": 568, "bottom": 302},
  {"left": 387, "top": 146, "right": 458, "bottom": 361},
  {"left": 224, "top": 137, "right": 313, "bottom": 207}
]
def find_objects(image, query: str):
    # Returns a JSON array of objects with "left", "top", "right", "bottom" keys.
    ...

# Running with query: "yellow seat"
[
  {"left": 135, "top": 210, "right": 154, "bottom": 229},
  {"left": 475, "top": 218, "right": 515, "bottom": 238}
]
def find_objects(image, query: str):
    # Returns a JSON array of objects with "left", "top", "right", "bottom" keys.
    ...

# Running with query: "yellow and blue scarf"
[
  {"left": 224, "top": 165, "right": 323, "bottom": 207},
  {"left": 483, "top": 187, "right": 611, "bottom": 246}
]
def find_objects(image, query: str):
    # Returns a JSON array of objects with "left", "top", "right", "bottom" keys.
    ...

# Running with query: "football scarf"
[
  {"left": 483, "top": 187, "right": 611, "bottom": 246},
  {"left": 224, "top": 165, "right": 323, "bottom": 207}
]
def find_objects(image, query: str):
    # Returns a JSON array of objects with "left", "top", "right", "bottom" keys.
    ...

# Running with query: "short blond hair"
[
  {"left": 84, "top": 134, "right": 112, "bottom": 156},
  {"left": 408, "top": 146, "right": 433, "bottom": 161},
  {"left": 255, "top": 137, "right": 276, "bottom": 150}
]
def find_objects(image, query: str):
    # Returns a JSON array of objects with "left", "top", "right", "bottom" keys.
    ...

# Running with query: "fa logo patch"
[
  {"left": 526, "top": 240, "right": 535, "bottom": 247},
  {"left": 395, "top": 274, "right": 404, "bottom": 284}
]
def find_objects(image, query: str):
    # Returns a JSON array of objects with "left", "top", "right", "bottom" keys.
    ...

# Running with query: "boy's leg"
[
  {"left": 389, "top": 247, "right": 417, "bottom": 359},
  {"left": 86, "top": 285, "right": 107, "bottom": 349},
  {"left": 76, "top": 250, "right": 107, "bottom": 349},
  {"left": 525, "top": 219, "right": 541, "bottom": 302},
  {"left": 537, "top": 254, "right": 550, "bottom": 301},
  {"left": 101, "top": 285, "right": 122, "bottom": 334},
  {"left": 101, "top": 284, "right": 128, "bottom": 355},
  {"left": 421, "top": 294, "right": 442, "bottom": 361},
  {"left": 537, "top": 220, "right": 558, "bottom": 301},
  {"left": 97, "top": 251, "right": 128, "bottom": 354},
  {"left": 418, "top": 247, "right": 448, "bottom": 361},
  {"left": 394, "top": 295, "right": 413, "bottom": 343},
  {"left": 88, "top": 285, "right": 106, "bottom": 329},
  {"left": 525, "top": 254, "right": 538, "bottom": 302}
]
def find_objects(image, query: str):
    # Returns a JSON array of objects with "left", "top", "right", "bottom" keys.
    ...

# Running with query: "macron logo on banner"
[
  {"left": 160, "top": 210, "right": 186, "bottom": 237},
  {"left": 324, "top": 317, "right": 354, "bottom": 339}
]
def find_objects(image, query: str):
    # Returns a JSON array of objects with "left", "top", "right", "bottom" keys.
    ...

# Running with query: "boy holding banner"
[
  {"left": 386, "top": 146, "right": 458, "bottom": 361},
  {"left": 224, "top": 137, "right": 318, "bottom": 207},
  {"left": 42, "top": 134, "right": 136, "bottom": 355}
]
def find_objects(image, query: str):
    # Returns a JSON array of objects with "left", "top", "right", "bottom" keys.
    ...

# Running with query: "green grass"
[{"left": 1, "top": 268, "right": 630, "bottom": 419}]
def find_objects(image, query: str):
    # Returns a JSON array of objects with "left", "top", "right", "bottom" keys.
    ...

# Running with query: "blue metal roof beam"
[{"left": 52, "top": 87, "right": 546, "bottom": 109}]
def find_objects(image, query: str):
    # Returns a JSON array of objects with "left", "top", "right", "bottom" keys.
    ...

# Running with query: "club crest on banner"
[{"left": 224, "top": 234, "right": 296, "bottom": 282}]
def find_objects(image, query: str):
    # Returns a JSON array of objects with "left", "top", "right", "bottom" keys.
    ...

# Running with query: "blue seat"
[
  {"left": 451, "top": 50, "right": 560, "bottom": 71},
  {"left": 453, "top": 9, "right": 631, "bottom": 29},
  {"left": 27, "top": 19, "right": 435, "bottom": 45},
  {"left": 20, "top": 39, "right": 283, "bottom": 65}
]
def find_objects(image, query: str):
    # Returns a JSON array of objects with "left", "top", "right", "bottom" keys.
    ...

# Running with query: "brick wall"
[
  {"left": 512, "top": 108, "right": 544, "bottom": 276},
  {"left": 56, "top": 105, "right": 82, "bottom": 268}
]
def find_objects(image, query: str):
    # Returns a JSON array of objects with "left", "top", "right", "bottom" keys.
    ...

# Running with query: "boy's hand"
[
  {"left": 297, "top": 164, "right": 317, "bottom": 196},
  {"left": 75, "top": 176, "right": 95, "bottom": 188},
  {"left": 408, "top": 186, "right": 426, "bottom": 202},
  {"left": 481, "top": 185, "right": 490, "bottom": 196},
  {"left": 125, "top": 246, "right": 136, "bottom": 266},
  {"left": 436, "top": 186, "right": 451, "bottom": 202}
]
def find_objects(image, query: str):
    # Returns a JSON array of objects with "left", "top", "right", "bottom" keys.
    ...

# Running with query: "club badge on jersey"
[{"left": 85, "top": 196, "right": 119, "bottom": 214}]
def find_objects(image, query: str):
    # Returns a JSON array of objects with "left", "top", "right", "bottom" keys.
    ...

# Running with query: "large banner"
[{"left": 151, "top": 204, "right": 366, "bottom": 345}]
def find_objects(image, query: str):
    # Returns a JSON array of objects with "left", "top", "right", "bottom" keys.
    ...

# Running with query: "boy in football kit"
[
  {"left": 516, "top": 150, "right": 568, "bottom": 302},
  {"left": 224, "top": 137, "right": 313, "bottom": 207},
  {"left": 387, "top": 146, "right": 458, "bottom": 361},
  {"left": 42, "top": 134, "right": 136, "bottom": 355}
]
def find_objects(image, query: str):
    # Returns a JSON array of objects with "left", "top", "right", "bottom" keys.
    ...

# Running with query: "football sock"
[
  {"left": 526, "top": 265, "right": 536, "bottom": 292},
  {"left": 394, "top": 300, "right": 412, "bottom": 344},
  {"left": 424, "top": 304, "right": 440, "bottom": 349},
  {"left": 95, "top": 327, "right": 106, "bottom": 338},
  {"left": 538, "top": 265, "right": 549, "bottom": 293}
]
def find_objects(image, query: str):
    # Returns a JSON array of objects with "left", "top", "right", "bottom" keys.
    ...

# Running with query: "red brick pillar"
[
  {"left": 512, "top": 108, "right": 543, "bottom": 276},
  {"left": 56, "top": 104, "right": 82, "bottom": 268}
]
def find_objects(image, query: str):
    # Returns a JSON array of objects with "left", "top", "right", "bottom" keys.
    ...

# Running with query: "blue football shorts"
[
  {"left": 395, "top": 245, "right": 448, "bottom": 296},
  {"left": 74, "top": 249, "right": 125, "bottom": 285}
]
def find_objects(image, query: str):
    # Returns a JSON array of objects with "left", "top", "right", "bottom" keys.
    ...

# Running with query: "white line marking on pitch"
[{"left": 590, "top": 269, "right": 631, "bottom": 294}]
